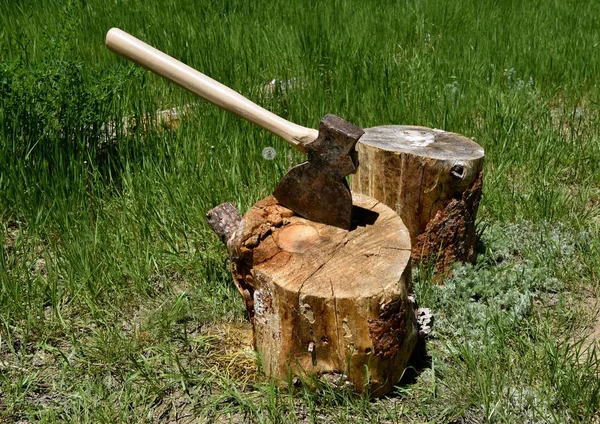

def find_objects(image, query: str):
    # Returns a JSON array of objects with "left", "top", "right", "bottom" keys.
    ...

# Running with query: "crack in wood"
[
  {"left": 223, "top": 194, "right": 416, "bottom": 396},
  {"left": 296, "top": 234, "right": 351, "bottom": 296}
]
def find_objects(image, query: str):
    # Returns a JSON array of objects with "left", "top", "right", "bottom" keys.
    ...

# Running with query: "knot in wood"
[{"left": 450, "top": 164, "right": 465, "bottom": 179}]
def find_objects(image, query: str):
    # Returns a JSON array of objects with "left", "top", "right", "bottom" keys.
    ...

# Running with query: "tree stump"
[
  {"left": 351, "top": 125, "right": 485, "bottom": 274},
  {"left": 208, "top": 194, "right": 417, "bottom": 396}
]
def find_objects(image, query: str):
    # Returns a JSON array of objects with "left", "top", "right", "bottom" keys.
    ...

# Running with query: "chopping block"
[
  {"left": 208, "top": 193, "right": 418, "bottom": 396},
  {"left": 352, "top": 126, "right": 485, "bottom": 275}
]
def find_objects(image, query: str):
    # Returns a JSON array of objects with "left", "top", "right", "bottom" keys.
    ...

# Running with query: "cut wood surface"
[
  {"left": 223, "top": 193, "right": 417, "bottom": 395},
  {"left": 352, "top": 125, "right": 484, "bottom": 273}
]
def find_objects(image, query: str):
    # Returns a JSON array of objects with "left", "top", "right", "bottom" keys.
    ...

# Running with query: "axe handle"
[{"left": 106, "top": 28, "right": 317, "bottom": 152}]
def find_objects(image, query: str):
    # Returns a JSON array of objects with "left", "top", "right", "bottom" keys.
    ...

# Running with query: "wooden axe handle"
[{"left": 106, "top": 28, "right": 317, "bottom": 152}]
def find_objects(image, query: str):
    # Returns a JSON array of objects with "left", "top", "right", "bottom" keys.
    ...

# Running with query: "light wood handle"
[{"left": 106, "top": 28, "right": 317, "bottom": 152}]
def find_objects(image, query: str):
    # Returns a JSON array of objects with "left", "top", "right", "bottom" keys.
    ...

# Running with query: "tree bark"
[
  {"left": 351, "top": 125, "right": 484, "bottom": 274},
  {"left": 213, "top": 193, "right": 417, "bottom": 396},
  {"left": 206, "top": 202, "right": 242, "bottom": 245}
]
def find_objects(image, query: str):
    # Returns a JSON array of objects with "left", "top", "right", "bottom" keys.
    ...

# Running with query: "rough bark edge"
[
  {"left": 368, "top": 299, "right": 408, "bottom": 359},
  {"left": 206, "top": 202, "right": 242, "bottom": 245},
  {"left": 411, "top": 171, "right": 484, "bottom": 277},
  {"left": 229, "top": 197, "right": 293, "bottom": 327},
  {"left": 206, "top": 202, "right": 257, "bottom": 320}
]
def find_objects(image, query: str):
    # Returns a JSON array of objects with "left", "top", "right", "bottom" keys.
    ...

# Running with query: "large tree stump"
[
  {"left": 351, "top": 126, "right": 485, "bottom": 274},
  {"left": 209, "top": 194, "right": 417, "bottom": 396}
]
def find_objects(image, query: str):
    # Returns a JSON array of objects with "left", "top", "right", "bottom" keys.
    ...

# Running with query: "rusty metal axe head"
[
  {"left": 273, "top": 114, "right": 365, "bottom": 230},
  {"left": 105, "top": 30, "right": 364, "bottom": 229}
]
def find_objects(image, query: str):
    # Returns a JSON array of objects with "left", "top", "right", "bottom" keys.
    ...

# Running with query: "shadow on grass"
[{"left": 397, "top": 336, "right": 432, "bottom": 387}]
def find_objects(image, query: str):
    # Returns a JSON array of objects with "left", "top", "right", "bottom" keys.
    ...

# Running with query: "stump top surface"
[
  {"left": 360, "top": 125, "right": 484, "bottom": 160},
  {"left": 240, "top": 194, "right": 411, "bottom": 300}
]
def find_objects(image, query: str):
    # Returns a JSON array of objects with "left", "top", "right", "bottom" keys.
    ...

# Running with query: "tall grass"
[{"left": 1, "top": 0, "right": 599, "bottom": 422}]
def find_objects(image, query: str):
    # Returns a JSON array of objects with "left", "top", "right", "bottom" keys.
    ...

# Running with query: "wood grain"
[
  {"left": 352, "top": 125, "right": 484, "bottom": 273},
  {"left": 228, "top": 194, "right": 417, "bottom": 395}
]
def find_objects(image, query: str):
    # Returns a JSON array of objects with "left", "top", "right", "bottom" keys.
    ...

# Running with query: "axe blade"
[
  {"left": 273, "top": 162, "right": 353, "bottom": 229},
  {"left": 273, "top": 115, "right": 364, "bottom": 230}
]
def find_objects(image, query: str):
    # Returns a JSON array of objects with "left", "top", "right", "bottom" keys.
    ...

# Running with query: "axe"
[{"left": 105, "top": 28, "right": 364, "bottom": 230}]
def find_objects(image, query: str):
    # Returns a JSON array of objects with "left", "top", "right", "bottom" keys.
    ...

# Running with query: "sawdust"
[{"left": 200, "top": 321, "right": 257, "bottom": 381}]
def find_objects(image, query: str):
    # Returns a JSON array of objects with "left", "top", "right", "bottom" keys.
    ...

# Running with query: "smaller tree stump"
[
  {"left": 208, "top": 194, "right": 418, "bottom": 396},
  {"left": 351, "top": 126, "right": 485, "bottom": 274}
]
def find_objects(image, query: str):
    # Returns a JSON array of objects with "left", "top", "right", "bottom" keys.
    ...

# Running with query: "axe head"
[{"left": 273, "top": 114, "right": 364, "bottom": 230}]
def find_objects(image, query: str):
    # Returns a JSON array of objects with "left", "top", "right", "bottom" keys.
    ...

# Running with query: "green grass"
[{"left": 1, "top": 0, "right": 599, "bottom": 422}]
